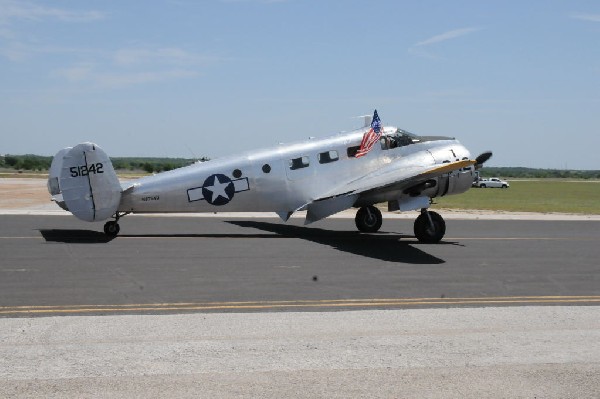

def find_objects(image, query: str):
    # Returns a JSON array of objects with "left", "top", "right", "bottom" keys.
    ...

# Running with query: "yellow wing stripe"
[{"left": 419, "top": 159, "right": 475, "bottom": 176}]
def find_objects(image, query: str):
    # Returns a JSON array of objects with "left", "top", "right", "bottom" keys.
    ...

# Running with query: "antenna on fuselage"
[
  {"left": 184, "top": 144, "right": 202, "bottom": 164},
  {"left": 354, "top": 114, "right": 373, "bottom": 128}
]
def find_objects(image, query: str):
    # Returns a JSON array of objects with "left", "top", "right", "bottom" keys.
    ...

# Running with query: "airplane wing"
[
  {"left": 337, "top": 158, "right": 474, "bottom": 197},
  {"left": 303, "top": 158, "right": 475, "bottom": 224}
]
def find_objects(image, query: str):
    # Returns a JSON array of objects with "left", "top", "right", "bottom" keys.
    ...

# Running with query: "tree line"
[
  {"left": 0, "top": 154, "right": 205, "bottom": 174},
  {"left": 479, "top": 167, "right": 600, "bottom": 179}
]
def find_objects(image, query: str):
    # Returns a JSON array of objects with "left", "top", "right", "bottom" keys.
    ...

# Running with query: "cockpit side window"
[
  {"left": 347, "top": 146, "right": 360, "bottom": 158},
  {"left": 380, "top": 136, "right": 398, "bottom": 150}
]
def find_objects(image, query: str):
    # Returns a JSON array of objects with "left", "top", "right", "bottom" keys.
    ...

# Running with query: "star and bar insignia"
[{"left": 187, "top": 174, "right": 249, "bottom": 205}]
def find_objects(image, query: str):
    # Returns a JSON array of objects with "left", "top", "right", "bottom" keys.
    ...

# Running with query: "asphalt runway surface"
[
  {"left": 1, "top": 214, "right": 599, "bottom": 315},
  {"left": 2, "top": 214, "right": 600, "bottom": 397}
]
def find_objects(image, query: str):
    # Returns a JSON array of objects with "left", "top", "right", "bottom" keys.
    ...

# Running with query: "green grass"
[{"left": 431, "top": 180, "right": 600, "bottom": 214}]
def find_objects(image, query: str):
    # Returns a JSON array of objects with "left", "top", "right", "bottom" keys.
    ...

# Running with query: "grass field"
[{"left": 431, "top": 180, "right": 600, "bottom": 214}]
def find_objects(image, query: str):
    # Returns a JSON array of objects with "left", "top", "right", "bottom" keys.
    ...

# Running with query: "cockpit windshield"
[
  {"left": 394, "top": 129, "right": 421, "bottom": 144},
  {"left": 380, "top": 128, "right": 421, "bottom": 150}
]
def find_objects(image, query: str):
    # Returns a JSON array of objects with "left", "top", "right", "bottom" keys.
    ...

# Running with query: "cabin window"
[
  {"left": 318, "top": 150, "right": 339, "bottom": 164},
  {"left": 289, "top": 156, "right": 310, "bottom": 170},
  {"left": 262, "top": 164, "right": 271, "bottom": 173},
  {"left": 347, "top": 146, "right": 360, "bottom": 158},
  {"left": 232, "top": 169, "right": 242, "bottom": 178}
]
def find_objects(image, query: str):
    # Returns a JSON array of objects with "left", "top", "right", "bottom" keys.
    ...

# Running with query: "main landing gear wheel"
[
  {"left": 103, "top": 220, "right": 120, "bottom": 237},
  {"left": 355, "top": 205, "right": 383, "bottom": 233},
  {"left": 414, "top": 210, "right": 446, "bottom": 243}
]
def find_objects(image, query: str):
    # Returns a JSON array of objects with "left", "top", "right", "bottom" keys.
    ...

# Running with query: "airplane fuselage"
[
  {"left": 48, "top": 111, "right": 489, "bottom": 241},
  {"left": 118, "top": 126, "right": 473, "bottom": 218}
]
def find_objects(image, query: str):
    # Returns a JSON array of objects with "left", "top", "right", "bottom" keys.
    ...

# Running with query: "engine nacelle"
[{"left": 422, "top": 167, "right": 475, "bottom": 198}]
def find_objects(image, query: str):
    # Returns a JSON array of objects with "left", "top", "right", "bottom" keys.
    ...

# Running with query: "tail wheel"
[
  {"left": 103, "top": 221, "right": 120, "bottom": 237},
  {"left": 355, "top": 206, "right": 383, "bottom": 233},
  {"left": 414, "top": 210, "right": 446, "bottom": 243}
]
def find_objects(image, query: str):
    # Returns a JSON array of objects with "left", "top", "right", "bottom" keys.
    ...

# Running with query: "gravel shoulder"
[{"left": 1, "top": 307, "right": 599, "bottom": 398}]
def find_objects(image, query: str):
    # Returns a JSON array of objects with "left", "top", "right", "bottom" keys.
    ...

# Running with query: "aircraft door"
[
  {"left": 250, "top": 156, "right": 291, "bottom": 211},
  {"left": 285, "top": 154, "right": 315, "bottom": 181}
]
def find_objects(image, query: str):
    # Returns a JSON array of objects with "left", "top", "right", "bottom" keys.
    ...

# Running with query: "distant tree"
[
  {"left": 480, "top": 167, "right": 600, "bottom": 179},
  {"left": 4, "top": 156, "right": 19, "bottom": 167},
  {"left": 142, "top": 163, "right": 154, "bottom": 173},
  {"left": 21, "top": 158, "right": 35, "bottom": 171}
]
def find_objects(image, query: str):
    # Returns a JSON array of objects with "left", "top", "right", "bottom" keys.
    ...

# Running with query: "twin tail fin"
[{"left": 47, "top": 143, "right": 121, "bottom": 222}]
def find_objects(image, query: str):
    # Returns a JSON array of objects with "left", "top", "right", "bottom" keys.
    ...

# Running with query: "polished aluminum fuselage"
[{"left": 118, "top": 126, "right": 472, "bottom": 216}]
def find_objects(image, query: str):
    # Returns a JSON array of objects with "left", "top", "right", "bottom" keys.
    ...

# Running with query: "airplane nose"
[{"left": 458, "top": 144, "right": 471, "bottom": 160}]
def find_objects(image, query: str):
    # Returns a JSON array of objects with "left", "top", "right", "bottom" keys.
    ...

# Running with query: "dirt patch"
[{"left": 0, "top": 179, "right": 52, "bottom": 209}]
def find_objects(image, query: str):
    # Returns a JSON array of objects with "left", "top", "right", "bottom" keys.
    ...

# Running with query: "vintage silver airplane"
[{"left": 47, "top": 110, "right": 491, "bottom": 243}]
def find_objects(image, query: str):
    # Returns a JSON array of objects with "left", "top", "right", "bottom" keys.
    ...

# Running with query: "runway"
[
  {"left": 1, "top": 214, "right": 600, "bottom": 397},
  {"left": 0, "top": 214, "right": 599, "bottom": 315}
]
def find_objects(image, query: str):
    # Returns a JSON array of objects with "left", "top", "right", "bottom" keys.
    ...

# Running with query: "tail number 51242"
[{"left": 70, "top": 163, "right": 104, "bottom": 177}]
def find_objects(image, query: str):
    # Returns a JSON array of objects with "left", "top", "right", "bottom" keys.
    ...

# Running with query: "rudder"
[
  {"left": 56, "top": 143, "right": 121, "bottom": 222},
  {"left": 47, "top": 147, "right": 71, "bottom": 211}
]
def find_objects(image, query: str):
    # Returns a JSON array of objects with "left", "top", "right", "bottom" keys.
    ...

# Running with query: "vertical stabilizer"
[
  {"left": 47, "top": 147, "right": 71, "bottom": 211},
  {"left": 56, "top": 143, "right": 121, "bottom": 222}
]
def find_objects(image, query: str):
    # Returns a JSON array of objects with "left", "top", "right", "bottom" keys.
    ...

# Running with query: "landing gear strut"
[
  {"left": 103, "top": 212, "right": 128, "bottom": 237},
  {"left": 414, "top": 209, "right": 446, "bottom": 243},
  {"left": 355, "top": 205, "right": 383, "bottom": 233}
]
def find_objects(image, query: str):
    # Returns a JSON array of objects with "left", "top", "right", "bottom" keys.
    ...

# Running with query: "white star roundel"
[{"left": 201, "top": 174, "right": 235, "bottom": 205}]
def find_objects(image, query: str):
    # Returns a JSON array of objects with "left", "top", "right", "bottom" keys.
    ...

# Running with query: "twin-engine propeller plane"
[{"left": 47, "top": 110, "right": 492, "bottom": 243}]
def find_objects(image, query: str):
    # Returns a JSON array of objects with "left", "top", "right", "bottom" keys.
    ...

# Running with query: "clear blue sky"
[{"left": 1, "top": 0, "right": 599, "bottom": 169}]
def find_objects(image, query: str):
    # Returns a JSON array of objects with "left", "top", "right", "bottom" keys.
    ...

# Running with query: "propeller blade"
[{"left": 475, "top": 151, "right": 493, "bottom": 169}]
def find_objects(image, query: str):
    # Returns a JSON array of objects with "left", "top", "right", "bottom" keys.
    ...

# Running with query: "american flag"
[{"left": 355, "top": 109, "right": 383, "bottom": 158}]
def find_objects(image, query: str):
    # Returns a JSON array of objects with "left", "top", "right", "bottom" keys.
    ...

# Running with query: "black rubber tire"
[
  {"left": 480, "top": 184, "right": 486, "bottom": 188},
  {"left": 103, "top": 221, "right": 120, "bottom": 237},
  {"left": 355, "top": 206, "right": 383, "bottom": 233},
  {"left": 414, "top": 211, "right": 446, "bottom": 243},
  {"left": 502, "top": 184, "right": 507, "bottom": 188}
]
